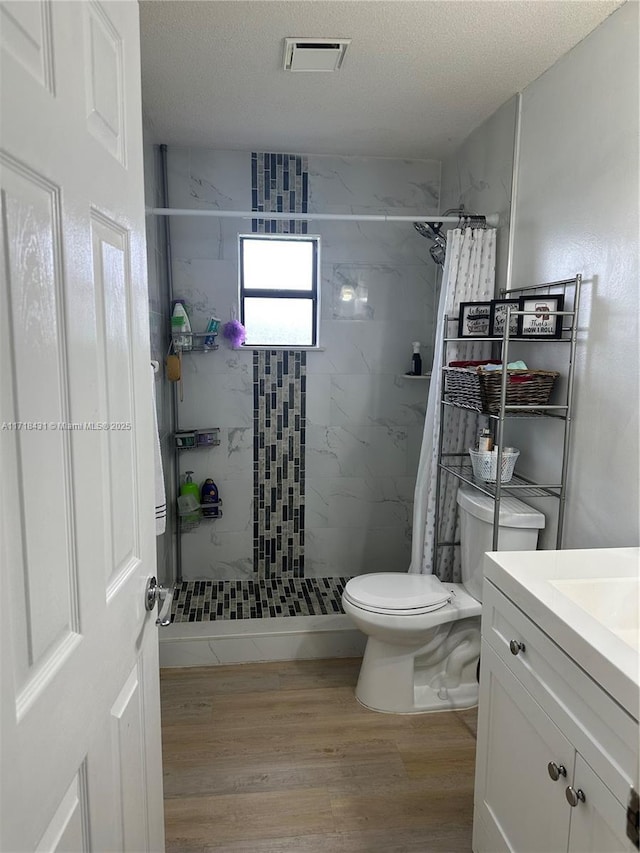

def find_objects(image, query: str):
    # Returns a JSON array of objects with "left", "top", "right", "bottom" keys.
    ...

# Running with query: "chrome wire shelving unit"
[{"left": 433, "top": 274, "right": 582, "bottom": 567}]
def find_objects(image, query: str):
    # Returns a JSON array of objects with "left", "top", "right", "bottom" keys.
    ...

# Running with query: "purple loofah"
[{"left": 221, "top": 319, "right": 246, "bottom": 348}]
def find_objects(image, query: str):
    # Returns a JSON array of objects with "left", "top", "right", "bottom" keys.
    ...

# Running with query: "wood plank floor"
[{"left": 161, "top": 658, "right": 477, "bottom": 853}]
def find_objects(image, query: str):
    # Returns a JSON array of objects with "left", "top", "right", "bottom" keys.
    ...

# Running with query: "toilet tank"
[{"left": 456, "top": 487, "right": 545, "bottom": 602}]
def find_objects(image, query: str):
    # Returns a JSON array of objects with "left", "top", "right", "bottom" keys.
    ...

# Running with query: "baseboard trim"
[{"left": 159, "top": 614, "right": 366, "bottom": 668}]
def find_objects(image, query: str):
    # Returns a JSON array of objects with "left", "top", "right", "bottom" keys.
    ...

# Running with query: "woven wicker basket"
[{"left": 444, "top": 367, "right": 559, "bottom": 414}]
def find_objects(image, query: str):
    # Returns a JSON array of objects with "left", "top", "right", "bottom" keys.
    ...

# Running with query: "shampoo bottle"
[
  {"left": 171, "top": 300, "right": 192, "bottom": 351},
  {"left": 201, "top": 478, "right": 220, "bottom": 518},
  {"left": 411, "top": 342, "right": 422, "bottom": 376},
  {"left": 203, "top": 316, "right": 221, "bottom": 351},
  {"left": 180, "top": 471, "right": 200, "bottom": 522}
]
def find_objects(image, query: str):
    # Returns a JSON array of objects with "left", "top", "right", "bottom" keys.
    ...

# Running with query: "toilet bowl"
[{"left": 342, "top": 487, "right": 545, "bottom": 713}]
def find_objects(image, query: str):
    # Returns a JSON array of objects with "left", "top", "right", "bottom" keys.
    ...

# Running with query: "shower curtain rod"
[{"left": 151, "top": 207, "right": 499, "bottom": 227}]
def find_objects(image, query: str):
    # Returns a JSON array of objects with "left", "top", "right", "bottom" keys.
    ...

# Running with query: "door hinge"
[{"left": 627, "top": 787, "right": 639, "bottom": 849}]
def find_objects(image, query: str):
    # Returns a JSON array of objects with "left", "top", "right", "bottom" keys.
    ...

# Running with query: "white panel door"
[{"left": 0, "top": 1, "right": 164, "bottom": 850}]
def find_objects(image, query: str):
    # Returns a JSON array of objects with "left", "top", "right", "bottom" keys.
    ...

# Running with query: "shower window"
[{"left": 239, "top": 234, "right": 319, "bottom": 347}]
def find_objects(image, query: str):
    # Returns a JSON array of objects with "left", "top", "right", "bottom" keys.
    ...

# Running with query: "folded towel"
[
  {"left": 151, "top": 366, "right": 166, "bottom": 536},
  {"left": 482, "top": 360, "right": 528, "bottom": 371}
]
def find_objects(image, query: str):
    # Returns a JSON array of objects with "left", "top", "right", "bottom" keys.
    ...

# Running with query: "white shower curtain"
[{"left": 410, "top": 227, "right": 496, "bottom": 580}]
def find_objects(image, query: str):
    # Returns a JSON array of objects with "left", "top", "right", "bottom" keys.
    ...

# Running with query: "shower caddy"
[
  {"left": 171, "top": 332, "right": 223, "bottom": 533},
  {"left": 433, "top": 273, "right": 582, "bottom": 568}
]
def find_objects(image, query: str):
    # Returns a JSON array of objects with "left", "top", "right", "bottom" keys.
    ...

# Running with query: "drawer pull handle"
[
  {"left": 509, "top": 639, "right": 525, "bottom": 656},
  {"left": 548, "top": 762, "right": 567, "bottom": 781},
  {"left": 565, "top": 786, "right": 586, "bottom": 807}
]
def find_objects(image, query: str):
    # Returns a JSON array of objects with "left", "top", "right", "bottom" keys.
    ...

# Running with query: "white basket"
[{"left": 469, "top": 448, "right": 520, "bottom": 483}]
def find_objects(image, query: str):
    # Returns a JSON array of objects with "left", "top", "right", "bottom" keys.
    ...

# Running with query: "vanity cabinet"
[{"left": 473, "top": 580, "right": 637, "bottom": 853}]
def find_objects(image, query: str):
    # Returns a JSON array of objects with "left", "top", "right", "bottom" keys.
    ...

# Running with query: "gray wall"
[
  {"left": 441, "top": 2, "right": 639, "bottom": 549},
  {"left": 511, "top": 1, "right": 639, "bottom": 549},
  {"left": 440, "top": 96, "right": 517, "bottom": 293}
]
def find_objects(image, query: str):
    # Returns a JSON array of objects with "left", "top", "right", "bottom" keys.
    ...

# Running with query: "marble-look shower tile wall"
[
  {"left": 167, "top": 148, "right": 440, "bottom": 581},
  {"left": 304, "top": 157, "right": 440, "bottom": 577}
]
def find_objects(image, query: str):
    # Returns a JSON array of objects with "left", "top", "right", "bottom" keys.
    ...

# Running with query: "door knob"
[
  {"left": 509, "top": 639, "right": 525, "bottom": 656},
  {"left": 548, "top": 762, "right": 567, "bottom": 781},
  {"left": 144, "top": 576, "right": 175, "bottom": 626},
  {"left": 565, "top": 786, "right": 586, "bottom": 807}
]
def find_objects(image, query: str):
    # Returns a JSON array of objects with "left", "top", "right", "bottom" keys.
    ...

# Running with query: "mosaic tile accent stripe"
[
  {"left": 253, "top": 350, "right": 306, "bottom": 578},
  {"left": 251, "top": 152, "right": 309, "bottom": 233},
  {"left": 250, "top": 153, "right": 309, "bottom": 580},
  {"left": 171, "top": 577, "right": 349, "bottom": 622}
]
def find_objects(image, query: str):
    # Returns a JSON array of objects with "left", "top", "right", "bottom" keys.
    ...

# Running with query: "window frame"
[{"left": 239, "top": 233, "right": 320, "bottom": 348}]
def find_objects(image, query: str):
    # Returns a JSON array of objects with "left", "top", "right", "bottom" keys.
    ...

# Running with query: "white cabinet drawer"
[{"left": 481, "top": 580, "right": 637, "bottom": 807}]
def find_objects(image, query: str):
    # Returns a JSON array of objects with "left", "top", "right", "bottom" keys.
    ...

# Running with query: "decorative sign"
[
  {"left": 518, "top": 295, "right": 565, "bottom": 338},
  {"left": 489, "top": 299, "right": 520, "bottom": 338},
  {"left": 458, "top": 301, "right": 492, "bottom": 338}
]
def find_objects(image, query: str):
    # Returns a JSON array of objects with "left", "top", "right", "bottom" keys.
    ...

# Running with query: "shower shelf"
[
  {"left": 438, "top": 460, "right": 562, "bottom": 499},
  {"left": 174, "top": 428, "right": 221, "bottom": 450},
  {"left": 444, "top": 335, "right": 572, "bottom": 344},
  {"left": 171, "top": 332, "right": 219, "bottom": 354},
  {"left": 442, "top": 399, "right": 567, "bottom": 419},
  {"left": 176, "top": 441, "right": 221, "bottom": 450},
  {"left": 179, "top": 501, "right": 224, "bottom": 532},
  {"left": 399, "top": 372, "right": 432, "bottom": 380}
]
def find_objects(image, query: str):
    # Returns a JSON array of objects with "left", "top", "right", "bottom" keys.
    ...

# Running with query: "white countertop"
[{"left": 483, "top": 547, "right": 640, "bottom": 721}]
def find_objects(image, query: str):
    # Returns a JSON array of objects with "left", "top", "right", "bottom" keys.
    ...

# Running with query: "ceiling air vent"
[{"left": 283, "top": 38, "right": 351, "bottom": 72}]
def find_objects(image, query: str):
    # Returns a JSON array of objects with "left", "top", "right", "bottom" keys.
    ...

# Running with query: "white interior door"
[{"left": 0, "top": 1, "right": 164, "bottom": 850}]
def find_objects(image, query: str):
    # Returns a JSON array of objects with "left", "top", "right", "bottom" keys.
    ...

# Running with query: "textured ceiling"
[{"left": 140, "top": 0, "right": 622, "bottom": 158}]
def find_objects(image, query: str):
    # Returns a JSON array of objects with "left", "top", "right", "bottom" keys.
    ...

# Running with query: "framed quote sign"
[
  {"left": 518, "top": 294, "right": 565, "bottom": 339},
  {"left": 489, "top": 299, "right": 520, "bottom": 338},
  {"left": 458, "top": 302, "right": 491, "bottom": 338}
]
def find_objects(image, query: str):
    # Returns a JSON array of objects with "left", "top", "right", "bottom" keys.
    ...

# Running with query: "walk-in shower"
[{"left": 147, "top": 144, "right": 495, "bottom": 666}]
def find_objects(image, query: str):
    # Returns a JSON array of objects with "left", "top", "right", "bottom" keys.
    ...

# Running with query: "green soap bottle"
[{"left": 180, "top": 471, "right": 201, "bottom": 522}]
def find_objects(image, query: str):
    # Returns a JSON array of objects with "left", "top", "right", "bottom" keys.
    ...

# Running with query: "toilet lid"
[{"left": 343, "top": 573, "right": 452, "bottom": 614}]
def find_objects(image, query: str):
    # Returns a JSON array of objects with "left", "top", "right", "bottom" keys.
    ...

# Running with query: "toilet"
[{"left": 342, "top": 487, "right": 545, "bottom": 713}]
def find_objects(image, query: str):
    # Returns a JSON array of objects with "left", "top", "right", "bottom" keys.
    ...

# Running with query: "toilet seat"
[{"left": 343, "top": 573, "right": 452, "bottom": 616}]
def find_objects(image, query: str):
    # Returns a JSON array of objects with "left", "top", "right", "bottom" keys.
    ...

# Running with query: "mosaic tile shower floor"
[{"left": 170, "top": 577, "right": 351, "bottom": 622}]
